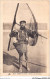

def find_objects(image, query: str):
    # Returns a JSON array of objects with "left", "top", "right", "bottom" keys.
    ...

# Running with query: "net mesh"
[
  {"left": 9, "top": 3, "right": 36, "bottom": 50},
  {"left": 16, "top": 4, "right": 34, "bottom": 23}
]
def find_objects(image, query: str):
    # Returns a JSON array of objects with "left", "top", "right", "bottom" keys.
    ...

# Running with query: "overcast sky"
[{"left": 2, "top": 0, "right": 49, "bottom": 23}]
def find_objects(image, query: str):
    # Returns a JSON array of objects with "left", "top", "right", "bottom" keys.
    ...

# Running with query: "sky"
[{"left": 2, "top": 0, "right": 49, "bottom": 23}]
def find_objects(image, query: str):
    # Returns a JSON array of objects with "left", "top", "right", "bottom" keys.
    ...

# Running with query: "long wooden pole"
[{"left": 8, "top": 3, "right": 19, "bottom": 51}]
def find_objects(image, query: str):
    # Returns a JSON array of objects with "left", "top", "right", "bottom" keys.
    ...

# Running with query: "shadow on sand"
[
  {"left": 3, "top": 51, "right": 46, "bottom": 73},
  {"left": 3, "top": 51, "right": 27, "bottom": 70}
]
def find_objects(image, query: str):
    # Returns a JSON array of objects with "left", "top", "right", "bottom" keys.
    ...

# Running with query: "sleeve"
[
  {"left": 16, "top": 30, "right": 19, "bottom": 40},
  {"left": 25, "top": 28, "right": 29, "bottom": 38}
]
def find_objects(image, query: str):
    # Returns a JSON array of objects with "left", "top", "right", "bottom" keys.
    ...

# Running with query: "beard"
[{"left": 20, "top": 26, "right": 25, "bottom": 30}]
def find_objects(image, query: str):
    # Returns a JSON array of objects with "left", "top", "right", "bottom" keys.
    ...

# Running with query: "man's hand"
[{"left": 9, "top": 31, "right": 18, "bottom": 37}]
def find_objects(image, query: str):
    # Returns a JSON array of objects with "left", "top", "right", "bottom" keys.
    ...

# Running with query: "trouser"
[
  {"left": 19, "top": 51, "right": 28, "bottom": 69},
  {"left": 13, "top": 42, "right": 28, "bottom": 69}
]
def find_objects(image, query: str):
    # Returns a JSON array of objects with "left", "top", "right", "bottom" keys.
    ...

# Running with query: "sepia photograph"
[{"left": 2, "top": 0, "right": 49, "bottom": 75}]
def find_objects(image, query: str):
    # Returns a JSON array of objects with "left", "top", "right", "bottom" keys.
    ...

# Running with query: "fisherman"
[{"left": 13, "top": 20, "right": 30, "bottom": 73}]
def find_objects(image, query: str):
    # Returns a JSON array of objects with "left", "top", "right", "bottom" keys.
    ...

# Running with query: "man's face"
[{"left": 20, "top": 22, "right": 26, "bottom": 27}]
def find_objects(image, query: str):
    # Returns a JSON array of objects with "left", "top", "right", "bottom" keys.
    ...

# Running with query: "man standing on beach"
[{"left": 13, "top": 20, "right": 30, "bottom": 72}]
